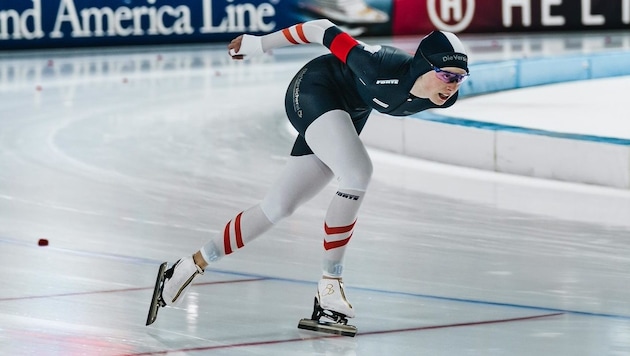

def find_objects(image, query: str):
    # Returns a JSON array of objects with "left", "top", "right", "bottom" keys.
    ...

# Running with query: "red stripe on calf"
[
  {"left": 325, "top": 220, "right": 356, "bottom": 235},
  {"left": 329, "top": 33, "right": 358, "bottom": 63},
  {"left": 282, "top": 28, "right": 299, "bottom": 44},
  {"left": 296, "top": 24, "right": 309, "bottom": 43},
  {"left": 223, "top": 220, "right": 233, "bottom": 255},
  {"left": 324, "top": 233, "right": 353, "bottom": 250},
  {"left": 235, "top": 212, "right": 244, "bottom": 249}
]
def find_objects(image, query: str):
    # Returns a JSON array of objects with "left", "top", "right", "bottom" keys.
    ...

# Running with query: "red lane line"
[
  {"left": 123, "top": 312, "right": 564, "bottom": 356},
  {"left": 362, "top": 312, "right": 565, "bottom": 336},
  {"left": 0, "top": 278, "right": 267, "bottom": 302}
]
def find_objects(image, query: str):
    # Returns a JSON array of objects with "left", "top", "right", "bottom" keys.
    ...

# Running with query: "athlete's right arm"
[{"left": 228, "top": 20, "right": 359, "bottom": 64}]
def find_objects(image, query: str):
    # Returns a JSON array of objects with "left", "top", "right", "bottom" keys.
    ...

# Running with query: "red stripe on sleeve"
[
  {"left": 329, "top": 32, "right": 358, "bottom": 64},
  {"left": 223, "top": 220, "right": 233, "bottom": 255},
  {"left": 282, "top": 28, "right": 299, "bottom": 44},
  {"left": 235, "top": 212, "right": 244, "bottom": 249},
  {"left": 296, "top": 24, "right": 309, "bottom": 43}
]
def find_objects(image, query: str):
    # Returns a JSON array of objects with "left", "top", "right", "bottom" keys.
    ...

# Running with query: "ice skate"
[
  {"left": 298, "top": 278, "right": 357, "bottom": 337},
  {"left": 145, "top": 256, "right": 204, "bottom": 325}
]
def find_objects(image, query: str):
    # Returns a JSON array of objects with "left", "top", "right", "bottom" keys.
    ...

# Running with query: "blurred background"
[{"left": 2, "top": 0, "right": 628, "bottom": 48}]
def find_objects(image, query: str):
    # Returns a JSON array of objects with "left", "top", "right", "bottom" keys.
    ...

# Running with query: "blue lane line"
[
  {"left": 219, "top": 271, "right": 630, "bottom": 321},
  {"left": 4, "top": 236, "right": 630, "bottom": 320},
  {"left": 415, "top": 112, "right": 630, "bottom": 146},
  {"left": 347, "top": 285, "right": 630, "bottom": 321}
]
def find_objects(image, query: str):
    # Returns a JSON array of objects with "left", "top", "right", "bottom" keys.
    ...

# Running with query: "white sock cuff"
[
  {"left": 200, "top": 240, "right": 221, "bottom": 263},
  {"left": 322, "top": 259, "right": 344, "bottom": 277}
]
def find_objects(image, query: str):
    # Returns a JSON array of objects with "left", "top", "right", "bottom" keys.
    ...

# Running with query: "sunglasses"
[
  {"left": 418, "top": 47, "right": 469, "bottom": 84},
  {"left": 433, "top": 67, "right": 469, "bottom": 84}
]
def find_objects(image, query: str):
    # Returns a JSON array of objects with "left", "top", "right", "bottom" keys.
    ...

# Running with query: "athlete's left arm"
[{"left": 228, "top": 20, "right": 360, "bottom": 63}]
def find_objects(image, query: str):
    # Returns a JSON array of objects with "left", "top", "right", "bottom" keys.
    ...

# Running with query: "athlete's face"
[{"left": 412, "top": 67, "right": 467, "bottom": 105}]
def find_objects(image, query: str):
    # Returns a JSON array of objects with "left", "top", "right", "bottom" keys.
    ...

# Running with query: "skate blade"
[
  {"left": 298, "top": 318, "right": 357, "bottom": 337},
  {"left": 146, "top": 262, "right": 168, "bottom": 326}
]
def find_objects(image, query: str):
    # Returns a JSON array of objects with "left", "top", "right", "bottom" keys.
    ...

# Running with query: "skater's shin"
[
  {"left": 200, "top": 204, "right": 273, "bottom": 262},
  {"left": 321, "top": 188, "right": 365, "bottom": 278}
]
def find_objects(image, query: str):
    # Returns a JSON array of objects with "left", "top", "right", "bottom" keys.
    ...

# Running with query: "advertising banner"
[
  {"left": 0, "top": 0, "right": 628, "bottom": 50},
  {"left": 392, "top": 0, "right": 630, "bottom": 35},
  {"left": 0, "top": 0, "right": 296, "bottom": 50}
]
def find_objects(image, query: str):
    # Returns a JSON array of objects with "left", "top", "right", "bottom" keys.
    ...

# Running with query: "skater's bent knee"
[
  {"left": 339, "top": 159, "right": 373, "bottom": 191},
  {"left": 260, "top": 199, "right": 296, "bottom": 224}
]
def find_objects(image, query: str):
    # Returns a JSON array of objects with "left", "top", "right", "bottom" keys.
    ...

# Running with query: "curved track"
[{"left": 1, "top": 39, "right": 629, "bottom": 355}]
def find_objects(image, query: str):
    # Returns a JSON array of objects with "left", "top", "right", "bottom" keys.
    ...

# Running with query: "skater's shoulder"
[{"left": 346, "top": 44, "right": 411, "bottom": 75}]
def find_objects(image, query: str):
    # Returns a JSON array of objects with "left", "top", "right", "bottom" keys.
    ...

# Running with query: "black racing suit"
[{"left": 285, "top": 30, "right": 458, "bottom": 156}]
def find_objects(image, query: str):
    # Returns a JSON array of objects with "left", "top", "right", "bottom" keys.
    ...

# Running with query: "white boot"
[
  {"left": 317, "top": 278, "right": 355, "bottom": 318},
  {"left": 161, "top": 256, "right": 204, "bottom": 306}
]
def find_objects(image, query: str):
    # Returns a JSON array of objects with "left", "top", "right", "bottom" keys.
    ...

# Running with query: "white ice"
[{"left": 1, "top": 34, "right": 630, "bottom": 356}]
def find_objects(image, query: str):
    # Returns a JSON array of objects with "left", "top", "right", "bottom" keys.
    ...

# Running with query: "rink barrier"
[{"left": 362, "top": 51, "right": 630, "bottom": 189}]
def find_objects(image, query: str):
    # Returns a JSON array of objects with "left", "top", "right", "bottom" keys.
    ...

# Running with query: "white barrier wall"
[
  {"left": 362, "top": 111, "right": 630, "bottom": 189},
  {"left": 495, "top": 131, "right": 630, "bottom": 189}
]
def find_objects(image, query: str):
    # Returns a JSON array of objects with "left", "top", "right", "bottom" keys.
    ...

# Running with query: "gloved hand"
[{"left": 228, "top": 34, "right": 264, "bottom": 60}]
